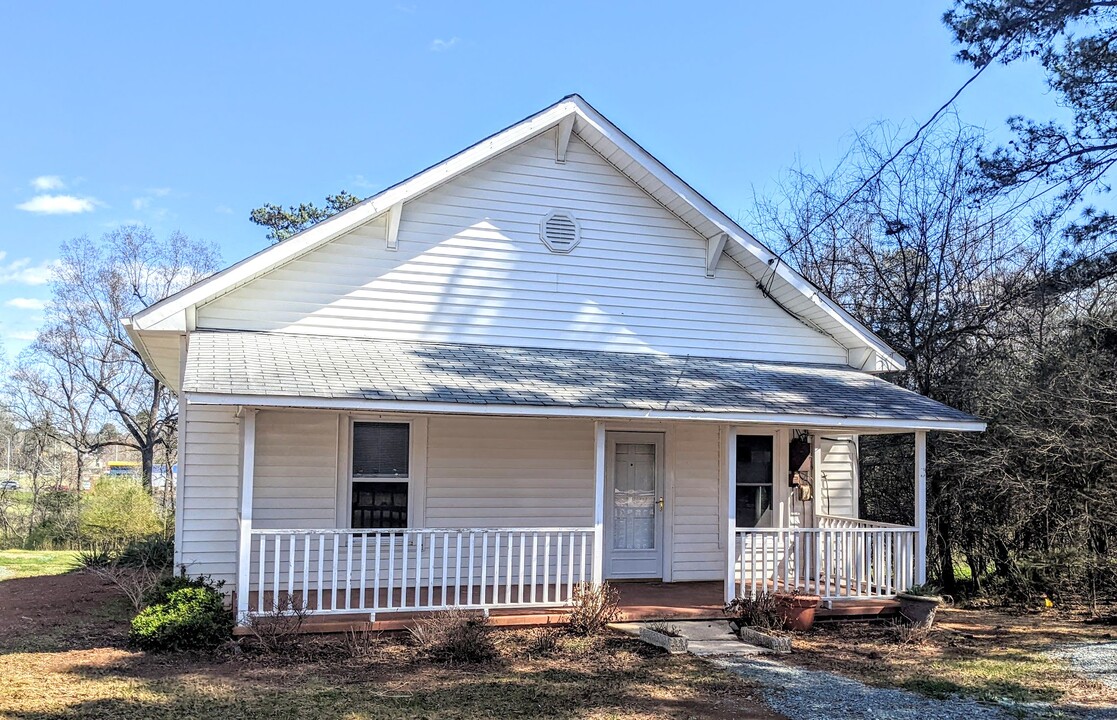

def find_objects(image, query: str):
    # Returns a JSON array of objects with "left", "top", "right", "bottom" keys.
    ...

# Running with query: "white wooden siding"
[
  {"left": 669, "top": 423, "right": 723, "bottom": 581},
  {"left": 196, "top": 133, "right": 848, "bottom": 365},
  {"left": 252, "top": 411, "right": 338, "bottom": 529},
  {"left": 179, "top": 405, "right": 241, "bottom": 584},
  {"left": 816, "top": 436, "right": 859, "bottom": 518},
  {"left": 424, "top": 416, "right": 595, "bottom": 528}
]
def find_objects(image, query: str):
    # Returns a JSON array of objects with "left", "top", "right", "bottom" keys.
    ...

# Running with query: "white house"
[{"left": 125, "top": 95, "right": 983, "bottom": 626}]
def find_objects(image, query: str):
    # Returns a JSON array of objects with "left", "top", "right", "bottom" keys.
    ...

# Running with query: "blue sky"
[{"left": 0, "top": 1, "right": 1058, "bottom": 357}]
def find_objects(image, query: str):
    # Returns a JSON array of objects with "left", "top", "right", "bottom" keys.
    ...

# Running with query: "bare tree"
[
  {"left": 20, "top": 226, "right": 218, "bottom": 491},
  {"left": 753, "top": 120, "right": 1041, "bottom": 591}
]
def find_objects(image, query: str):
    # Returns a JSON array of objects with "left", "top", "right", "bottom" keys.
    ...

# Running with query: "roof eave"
[{"left": 184, "top": 391, "right": 986, "bottom": 433}]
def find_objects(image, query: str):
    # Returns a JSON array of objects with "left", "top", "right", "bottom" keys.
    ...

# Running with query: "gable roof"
[
  {"left": 184, "top": 331, "right": 979, "bottom": 431},
  {"left": 127, "top": 94, "right": 905, "bottom": 373}
]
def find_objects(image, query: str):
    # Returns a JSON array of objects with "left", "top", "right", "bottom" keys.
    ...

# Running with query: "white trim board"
[{"left": 187, "top": 392, "right": 986, "bottom": 433}]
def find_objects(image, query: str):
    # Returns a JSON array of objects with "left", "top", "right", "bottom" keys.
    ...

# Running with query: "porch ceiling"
[{"left": 182, "top": 331, "right": 982, "bottom": 431}]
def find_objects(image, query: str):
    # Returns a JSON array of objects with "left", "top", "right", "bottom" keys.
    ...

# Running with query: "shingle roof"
[{"left": 183, "top": 331, "right": 979, "bottom": 427}]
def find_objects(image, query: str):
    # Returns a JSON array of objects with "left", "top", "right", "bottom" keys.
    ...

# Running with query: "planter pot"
[
  {"left": 774, "top": 593, "right": 822, "bottom": 631},
  {"left": 896, "top": 593, "right": 942, "bottom": 628},
  {"left": 639, "top": 626, "right": 688, "bottom": 654},
  {"left": 735, "top": 625, "right": 792, "bottom": 654}
]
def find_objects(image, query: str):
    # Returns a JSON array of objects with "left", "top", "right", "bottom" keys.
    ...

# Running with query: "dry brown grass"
[
  {"left": 786, "top": 606, "right": 1117, "bottom": 708},
  {"left": 0, "top": 571, "right": 784, "bottom": 720}
]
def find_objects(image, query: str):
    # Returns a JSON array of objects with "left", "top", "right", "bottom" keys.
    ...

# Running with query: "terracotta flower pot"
[
  {"left": 774, "top": 592, "right": 821, "bottom": 631},
  {"left": 896, "top": 592, "right": 941, "bottom": 628}
]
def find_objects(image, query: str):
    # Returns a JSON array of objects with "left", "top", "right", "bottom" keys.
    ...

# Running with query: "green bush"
[
  {"left": 142, "top": 570, "right": 224, "bottom": 608},
  {"left": 129, "top": 586, "right": 233, "bottom": 652},
  {"left": 80, "top": 478, "right": 166, "bottom": 548}
]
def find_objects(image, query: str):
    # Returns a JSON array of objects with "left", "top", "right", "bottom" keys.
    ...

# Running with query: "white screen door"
[{"left": 604, "top": 432, "right": 664, "bottom": 579}]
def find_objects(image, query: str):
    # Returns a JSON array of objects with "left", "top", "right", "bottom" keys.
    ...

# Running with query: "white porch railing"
[
  {"left": 733, "top": 519, "right": 917, "bottom": 601},
  {"left": 247, "top": 527, "right": 595, "bottom": 619}
]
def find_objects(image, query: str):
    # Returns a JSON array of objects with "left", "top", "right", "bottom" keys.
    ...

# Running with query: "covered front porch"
[
  {"left": 232, "top": 412, "right": 930, "bottom": 625},
  {"left": 174, "top": 330, "right": 979, "bottom": 628}
]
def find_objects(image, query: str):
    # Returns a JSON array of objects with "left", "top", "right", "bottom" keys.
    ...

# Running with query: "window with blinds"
[{"left": 351, "top": 422, "right": 410, "bottom": 529}]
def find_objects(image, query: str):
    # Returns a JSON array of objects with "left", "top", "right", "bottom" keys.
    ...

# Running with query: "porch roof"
[{"left": 183, "top": 331, "right": 983, "bottom": 431}]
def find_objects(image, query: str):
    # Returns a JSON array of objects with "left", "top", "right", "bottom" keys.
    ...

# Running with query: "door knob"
[{"left": 657, "top": 496, "right": 664, "bottom": 510}]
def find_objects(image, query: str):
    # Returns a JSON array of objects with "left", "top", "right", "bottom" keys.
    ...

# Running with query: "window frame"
[
  {"left": 340, "top": 415, "right": 426, "bottom": 531},
  {"left": 734, "top": 433, "right": 776, "bottom": 530}
]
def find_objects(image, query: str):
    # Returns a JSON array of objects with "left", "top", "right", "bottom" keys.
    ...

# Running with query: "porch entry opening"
[{"left": 604, "top": 432, "right": 664, "bottom": 580}]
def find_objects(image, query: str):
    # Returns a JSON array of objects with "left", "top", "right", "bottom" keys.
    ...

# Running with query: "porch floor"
[{"left": 240, "top": 581, "right": 899, "bottom": 635}]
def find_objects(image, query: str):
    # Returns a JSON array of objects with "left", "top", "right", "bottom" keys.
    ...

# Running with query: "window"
[
  {"left": 736, "top": 435, "right": 773, "bottom": 528},
  {"left": 351, "top": 422, "right": 410, "bottom": 529}
]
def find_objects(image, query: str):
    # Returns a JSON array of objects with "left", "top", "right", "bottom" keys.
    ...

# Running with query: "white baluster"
[
  {"left": 480, "top": 532, "right": 489, "bottom": 607},
  {"left": 427, "top": 531, "right": 435, "bottom": 609},
  {"left": 345, "top": 533, "right": 354, "bottom": 610},
  {"left": 257, "top": 533, "right": 266, "bottom": 613},
  {"left": 302, "top": 533, "right": 310, "bottom": 609},
  {"left": 373, "top": 533, "right": 382, "bottom": 612},
  {"left": 360, "top": 534, "right": 368, "bottom": 610},
  {"left": 414, "top": 531, "right": 423, "bottom": 610},
  {"left": 316, "top": 534, "right": 324, "bottom": 612},
  {"left": 387, "top": 534, "right": 396, "bottom": 609}
]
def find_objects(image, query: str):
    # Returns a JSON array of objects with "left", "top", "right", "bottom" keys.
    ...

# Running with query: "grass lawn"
[
  {"left": 787, "top": 606, "right": 1117, "bottom": 708},
  {"left": 0, "top": 548, "right": 80, "bottom": 580},
  {"left": 0, "top": 570, "right": 780, "bottom": 720}
]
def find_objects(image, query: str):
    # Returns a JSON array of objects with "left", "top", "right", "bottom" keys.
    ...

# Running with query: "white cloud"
[
  {"left": 5, "top": 297, "right": 46, "bottom": 310},
  {"left": 147, "top": 187, "right": 171, "bottom": 197},
  {"left": 0, "top": 252, "right": 58, "bottom": 285},
  {"left": 430, "top": 37, "right": 460, "bottom": 52},
  {"left": 215, "top": 204, "right": 233, "bottom": 215},
  {"left": 16, "top": 194, "right": 96, "bottom": 214},
  {"left": 132, "top": 197, "right": 151, "bottom": 210},
  {"left": 31, "top": 175, "right": 65, "bottom": 191}
]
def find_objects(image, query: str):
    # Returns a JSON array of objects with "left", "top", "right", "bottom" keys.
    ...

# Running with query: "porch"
[
  {"left": 237, "top": 512, "right": 918, "bottom": 625},
  {"left": 228, "top": 409, "right": 930, "bottom": 625}
]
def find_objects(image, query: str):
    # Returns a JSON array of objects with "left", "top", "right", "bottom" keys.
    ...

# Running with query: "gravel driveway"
[
  {"left": 1054, "top": 641, "right": 1117, "bottom": 691},
  {"left": 714, "top": 655, "right": 1117, "bottom": 720}
]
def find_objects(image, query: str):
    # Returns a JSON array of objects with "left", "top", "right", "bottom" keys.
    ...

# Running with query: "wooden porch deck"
[{"left": 240, "top": 581, "right": 899, "bottom": 635}]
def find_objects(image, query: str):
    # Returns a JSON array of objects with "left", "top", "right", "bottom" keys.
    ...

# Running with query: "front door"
[{"left": 604, "top": 432, "right": 664, "bottom": 579}]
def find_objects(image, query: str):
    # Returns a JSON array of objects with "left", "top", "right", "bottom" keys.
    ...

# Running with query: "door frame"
[{"left": 603, "top": 430, "right": 666, "bottom": 580}]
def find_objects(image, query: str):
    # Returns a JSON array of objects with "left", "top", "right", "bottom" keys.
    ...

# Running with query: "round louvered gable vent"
[{"left": 540, "top": 210, "right": 581, "bottom": 253}]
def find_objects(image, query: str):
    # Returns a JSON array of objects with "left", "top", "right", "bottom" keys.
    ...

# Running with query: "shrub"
[
  {"left": 118, "top": 536, "right": 174, "bottom": 570},
  {"left": 567, "top": 582, "right": 621, "bottom": 636},
  {"left": 724, "top": 593, "right": 782, "bottom": 633},
  {"left": 243, "top": 596, "right": 310, "bottom": 653},
  {"left": 87, "top": 537, "right": 177, "bottom": 611},
  {"left": 80, "top": 477, "right": 165, "bottom": 549},
  {"left": 77, "top": 547, "right": 113, "bottom": 569},
  {"left": 130, "top": 586, "right": 233, "bottom": 652},
  {"left": 530, "top": 623, "right": 561, "bottom": 656},
  {"left": 143, "top": 568, "right": 224, "bottom": 607},
  {"left": 409, "top": 609, "right": 496, "bottom": 663},
  {"left": 26, "top": 489, "right": 82, "bottom": 549}
]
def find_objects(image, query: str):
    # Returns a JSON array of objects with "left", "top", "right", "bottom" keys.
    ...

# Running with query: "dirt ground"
[
  {"left": 786, "top": 605, "right": 1117, "bottom": 708},
  {"left": 0, "top": 571, "right": 784, "bottom": 720}
]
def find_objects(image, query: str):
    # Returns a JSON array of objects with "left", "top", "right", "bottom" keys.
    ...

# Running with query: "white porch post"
[
  {"left": 724, "top": 427, "right": 737, "bottom": 604},
  {"left": 592, "top": 420, "right": 605, "bottom": 585},
  {"left": 236, "top": 409, "right": 258, "bottom": 622},
  {"left": 914, "top": 430, "right": 928, "bottom": 585}
]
